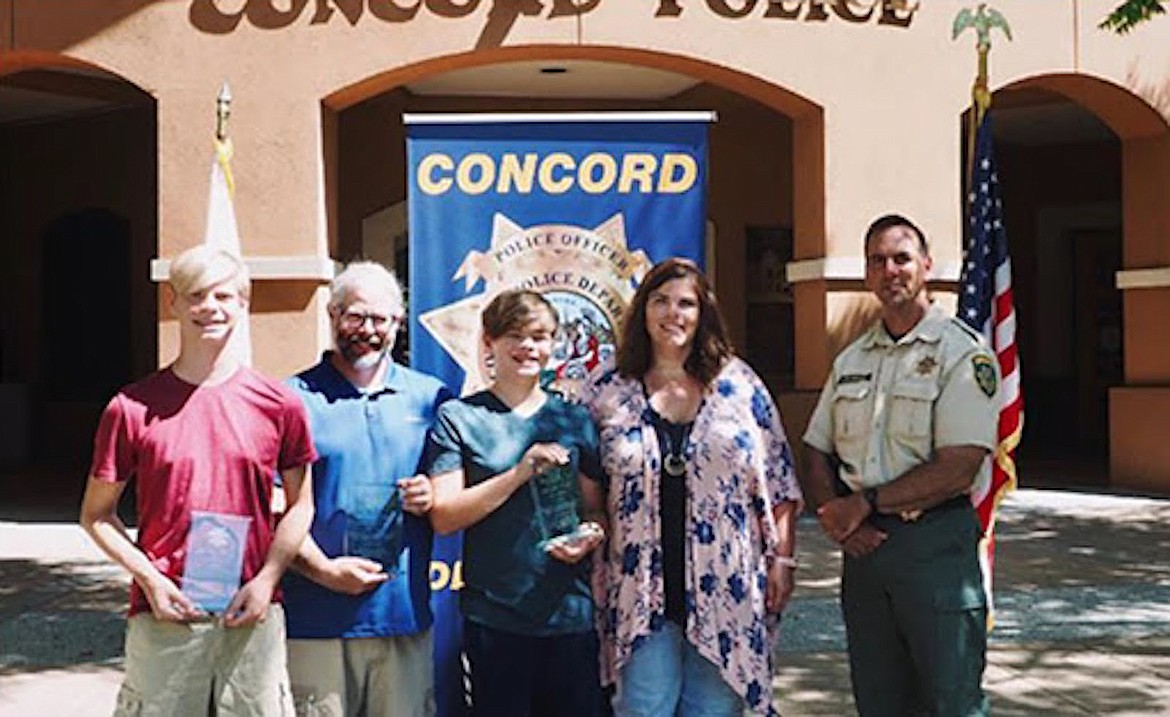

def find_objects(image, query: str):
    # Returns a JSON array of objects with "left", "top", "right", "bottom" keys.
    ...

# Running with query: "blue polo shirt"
[{"left": 283, "top": 353, "right": 452, "bottom": 639}]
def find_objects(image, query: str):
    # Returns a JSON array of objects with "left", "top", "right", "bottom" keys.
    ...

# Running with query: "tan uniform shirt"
[{"left": 804, "top": 303, "right": 999, "bottom": 492}]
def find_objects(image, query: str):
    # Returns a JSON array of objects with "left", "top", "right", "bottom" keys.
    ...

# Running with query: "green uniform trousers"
[{"left": 841, "top": 501, "right": 990, "bottom": 717}]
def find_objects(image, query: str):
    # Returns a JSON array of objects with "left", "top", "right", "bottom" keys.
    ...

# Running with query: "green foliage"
[{"left": 1099, "top": 0, "right": 1167, "bottom": 33}]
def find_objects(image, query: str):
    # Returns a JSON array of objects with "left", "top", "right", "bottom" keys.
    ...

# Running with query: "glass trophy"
[
  {"left": 528, "top": 451, "right": 582, "bottom": 549},
  {"left": 181, "top": 511, "right": 251, "bottom": 614},
  {"left": 342, "top": 482, "right": 402, "bottom": 569}
]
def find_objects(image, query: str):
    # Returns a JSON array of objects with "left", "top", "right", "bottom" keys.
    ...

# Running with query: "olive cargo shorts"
[{"left": 113, "top": 605, "right": 293, "bottom": 717}]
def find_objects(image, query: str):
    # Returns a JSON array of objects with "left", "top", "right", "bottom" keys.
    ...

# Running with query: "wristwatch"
[{"left": 862, "top": 487, "right": 880, "bottom": 514}]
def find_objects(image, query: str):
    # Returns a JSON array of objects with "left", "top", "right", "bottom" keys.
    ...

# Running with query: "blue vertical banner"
[{"left": 406, "top": 112, "right": 710, "bottom": 717}]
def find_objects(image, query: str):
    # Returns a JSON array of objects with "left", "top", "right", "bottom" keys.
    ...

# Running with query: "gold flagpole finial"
[
  {"left": 954, "top": 5, "right": 1011, "bottom": 185},
  {"left": 953, "top": 4, "right": 1012, "bottom": 121},
  {"left": 215, "top": 81, "right": 232, "bottom": 142}
]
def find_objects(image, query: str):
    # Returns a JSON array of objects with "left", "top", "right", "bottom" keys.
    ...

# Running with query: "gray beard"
[
  {"left": 337, "top": 338, "right": 388, "bottom": 372},
  {"left": 349, "top": 349, "right": 387, "bottom": 372}
]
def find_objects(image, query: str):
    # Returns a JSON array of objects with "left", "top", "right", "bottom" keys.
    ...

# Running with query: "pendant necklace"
[{"left": 661, "top": 419, "right": 691, "bottom": 478}]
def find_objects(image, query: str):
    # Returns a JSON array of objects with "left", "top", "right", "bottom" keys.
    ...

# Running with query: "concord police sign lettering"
[
  {"left": 190, "top": 0, "right": 917, "bottom": 38},
  {"left": 416, "top": 151, "right": 699, "bottom": 196}
]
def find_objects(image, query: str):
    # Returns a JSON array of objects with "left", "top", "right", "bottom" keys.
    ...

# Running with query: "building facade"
[{"left": 1, "top": 0, "right": 1168, "bottom": 496}]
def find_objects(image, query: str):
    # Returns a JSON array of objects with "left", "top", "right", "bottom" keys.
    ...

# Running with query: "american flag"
[{"left": 958, "top": 113, "right": 1023, "bottom": 585}]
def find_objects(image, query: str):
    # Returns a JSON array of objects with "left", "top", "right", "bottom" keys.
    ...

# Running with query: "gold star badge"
[
  {"left": 420, "top": 212, "right": 651, "bottom": 394},
  {"left": 916, "top": 356, "right": 938, "bottom": 375}
]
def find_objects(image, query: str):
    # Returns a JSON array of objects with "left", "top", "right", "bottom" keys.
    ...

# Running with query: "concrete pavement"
[
  {"left": 2, "top": 489, "right": 1169, "bottom": 715},
  {"left": 773, "top": 489, "right": 1170, "bottom": 715}
]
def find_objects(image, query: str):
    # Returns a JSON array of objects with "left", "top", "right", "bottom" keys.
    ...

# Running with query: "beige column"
[
  {"left": 788, "top": 92, "right": 964, "bottom": 392},
  {"left": 1111, "top": 132, "right": 1170, "bottom": 491},
  {"left": 156, "top": 87, "right": 332, "bottom": 378}
]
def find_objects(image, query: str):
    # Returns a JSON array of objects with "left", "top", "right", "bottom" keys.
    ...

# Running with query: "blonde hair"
[{"left": 168, "top": 246, "right": 251, "bottom": 299}]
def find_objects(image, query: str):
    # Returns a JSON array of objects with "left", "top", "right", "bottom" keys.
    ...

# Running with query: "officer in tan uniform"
[{"left": 801, "top": 214, "right": 998, "bottom": 717}]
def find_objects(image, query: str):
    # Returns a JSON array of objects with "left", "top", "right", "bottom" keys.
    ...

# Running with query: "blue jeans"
[{"left": 612, "top": 621, "right": 743, "bottom": 717}]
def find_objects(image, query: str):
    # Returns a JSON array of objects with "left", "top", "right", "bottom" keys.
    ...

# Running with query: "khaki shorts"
[
  {"left": 286, "top": 630, "right": 435, "bottom": 717},
  {"left": 114, "top": 605, "right": 293, "bottom": 717}
]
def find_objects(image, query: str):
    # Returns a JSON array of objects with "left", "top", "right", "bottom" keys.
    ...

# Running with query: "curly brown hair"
[{"left": 616, "top": 257, "right": 733, "bottom": 386}]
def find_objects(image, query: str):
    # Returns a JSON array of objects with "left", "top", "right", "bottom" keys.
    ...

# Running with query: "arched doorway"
[
  {"left": 0, "top": 58, "right": 157, "bottom": 513},
  {"left": 964, "top": 74, "right": 1170, "bottom": 490},
  {"left": 41, "top": 209, "right": 133, "bottom": 404},
  {"left": 319, "top": 48, "right": 826, "bottom": 717},
  {"left": 320, "top": 47, "right": 824, "bottom": 397}
]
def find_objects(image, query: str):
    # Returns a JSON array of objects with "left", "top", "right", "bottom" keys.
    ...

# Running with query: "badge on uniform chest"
[{"left": 915, "top": 356, "right": 938, "bottom": 375}]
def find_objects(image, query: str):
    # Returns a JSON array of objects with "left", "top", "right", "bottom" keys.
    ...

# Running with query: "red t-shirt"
[{"left": 89, "top": 366, "right": 317, "bottom": 616}]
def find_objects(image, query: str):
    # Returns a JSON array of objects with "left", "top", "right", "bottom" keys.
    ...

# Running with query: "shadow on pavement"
[
  {"left": 773, "top": 490, "right": 1170, "bottom": 716},
  {"left": 2, "top": 489, "right": 1169, "bottom": 716},
  {"left": 0, "top": 558, "right": 127, "bottom": 672}
]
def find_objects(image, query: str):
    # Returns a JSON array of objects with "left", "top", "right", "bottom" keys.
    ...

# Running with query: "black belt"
[
  {"left": 832, "top": 473, "right": 970, "bottom": 533},
  {"left": 866, "top": 494, "right": 970, "bottom": 533}
]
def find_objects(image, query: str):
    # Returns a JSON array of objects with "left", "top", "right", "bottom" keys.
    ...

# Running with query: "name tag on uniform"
[{"left": 837, "top": 373, "right": 872, "bottom": 385}]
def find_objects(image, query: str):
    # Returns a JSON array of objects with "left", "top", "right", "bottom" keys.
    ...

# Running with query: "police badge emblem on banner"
[
  {"left": 406, "top": 112, "right": 711, "bottom": 717},
  {"left": 420, "top": 212, "right": 652, "bottom": 398}
]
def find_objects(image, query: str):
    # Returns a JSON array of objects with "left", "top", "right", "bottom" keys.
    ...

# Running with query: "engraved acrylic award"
[
  {"left": 342, "top": 482, "right": 402, "bottom": 569},
  {"left": 181, "top": 511, "right": 251, "bottom": 614},
  {"left": 528, "top": 448, "right": 582, "bottom": 549}
]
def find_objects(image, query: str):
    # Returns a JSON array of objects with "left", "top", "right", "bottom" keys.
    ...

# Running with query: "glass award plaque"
[
  {"left": 529, "top": 456, "right": 582, "bottom": 549},
  {"left": 342, "top": 482, "right": 402, "bottom": 569},
  {"left": 181, "top": 511, "right": 251, "bottom": 614}
]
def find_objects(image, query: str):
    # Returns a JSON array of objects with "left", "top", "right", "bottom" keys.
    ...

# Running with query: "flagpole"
[
  {"left": 214, "top": 83, "right": 236, "bottom": 197},
  {"left": 953, "top": 5, "right": 1017, "bottom": 631},
  {"left": 953, "top": 4, "right": 1012, "bottom": 186},
  {"left": 203, "top": 81, "right": 251, "bottom": 366},
  {"left": 216, "top": 82, "right": 231, "bottom": 142}
]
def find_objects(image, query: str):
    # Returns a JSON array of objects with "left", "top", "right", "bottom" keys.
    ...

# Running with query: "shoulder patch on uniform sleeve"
[{"left": 972, "top": 354, "right": 998, "bottom": 398}]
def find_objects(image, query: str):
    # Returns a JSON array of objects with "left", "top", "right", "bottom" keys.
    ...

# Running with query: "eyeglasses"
[{"left": 338, "top": 310, "right": 398, "bottom": 331}]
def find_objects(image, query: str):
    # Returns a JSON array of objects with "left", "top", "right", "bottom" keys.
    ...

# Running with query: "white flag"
[{"left": 203, "top": 136, "right": 253, "bottom": 366}]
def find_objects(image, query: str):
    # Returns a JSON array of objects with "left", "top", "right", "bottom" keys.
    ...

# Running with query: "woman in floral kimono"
[{"left": 581, "top": 258, "right": 803, "bottom": 717}]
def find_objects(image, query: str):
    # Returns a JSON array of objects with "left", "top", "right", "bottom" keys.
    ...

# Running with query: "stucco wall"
[
  {"left": 3, "top": 0, "right": 1170, "bottom": 487},
  {"left": 4, "top": 1, "right": 1167, "bottom": 269}
]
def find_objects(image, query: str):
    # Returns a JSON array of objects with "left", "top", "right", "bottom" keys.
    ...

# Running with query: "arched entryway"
[
  {"left": 0, "top": 56, "right": 157, "bottom": 513},
  {"left": 319, "top": 46, "right": 825, "bottom": 398},
  {"left": 41, "top": 209, "right": 134, "bottom": 404},
  {"left": 964, "top": 73, "right": 1170, "bottom": 491},
  {"left": 318, "top": 47, "right": 828, "bottom": 717}
]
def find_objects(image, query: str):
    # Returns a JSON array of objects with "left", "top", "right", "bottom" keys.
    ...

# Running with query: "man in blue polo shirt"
[{"left": 284, "top": 261, "right": 452, "bottom": 717}]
